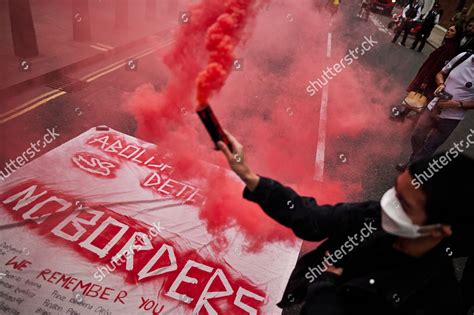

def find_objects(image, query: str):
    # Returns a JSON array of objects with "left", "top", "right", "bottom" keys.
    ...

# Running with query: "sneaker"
[{"left": 396, "top": 163, "right": 408, "bottom": 172}]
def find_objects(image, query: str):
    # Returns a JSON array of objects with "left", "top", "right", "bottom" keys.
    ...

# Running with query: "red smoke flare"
[
  {"left": 196, "top": 0, "right": 255, "bottom": 106},
  {"left": 126, "top": 1, "right": 404, "bottom": 253},
  {"left": 126, "top": 0, "right": 299, "bottom": 252}
]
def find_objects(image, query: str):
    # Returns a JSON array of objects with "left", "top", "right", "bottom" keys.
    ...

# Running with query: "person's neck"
[
  {"left": 443, "top": 38, "right": 455, "bottom": 46},
  {"left": 393, "top": 237, "right": 442, "bottom": 258}
]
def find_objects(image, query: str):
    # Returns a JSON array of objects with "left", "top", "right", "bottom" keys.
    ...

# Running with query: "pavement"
[
  {"left": 428, "top": 24, "right": 448, "bottom": 48},
  {"left": 0, "top": 0, "right": 450, "bottom": 102},
  {"left": 0, "top": 0, "right": 178, "bottom": 98},
  {"left": 0, "top": 1, "right": 448, "bottom": 101}
]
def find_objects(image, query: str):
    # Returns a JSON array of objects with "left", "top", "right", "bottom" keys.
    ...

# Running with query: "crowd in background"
[
  {"left": 389, "top": 0, "right": 473, "bottom": 170},
  {"left": 391, "top": 0, "right": 473, "bottom": 122},
  {"left": 214, "top": 1, "right": 474, "bottom": 314}
]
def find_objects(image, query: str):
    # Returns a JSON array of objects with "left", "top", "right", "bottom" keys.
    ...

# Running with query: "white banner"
[{"left": 0, "top": 126, "right": 300, "bottom": 315}]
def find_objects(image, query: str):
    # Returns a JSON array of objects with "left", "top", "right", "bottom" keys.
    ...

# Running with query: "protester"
[
  {"left": 460, "top": 18, "right": 474, "bottom": 52},
  {"left": 461, "top": 258, "right": 474, "bottom": 313},
  {"left": 326, "top": 0, "right": 340, "bottom": 16},
  {"left": 393, "top": 25, "right": 461, "bottom": 121},
  {"left": 218, "top": 132, "right": 474, "bottom": 315},
  {"left": 358, "top": 0, "right": 372, "bottom": 20},
  {"left": 410, "top": 3, "right": 441, "bottom": 52},
  {"left": 392, "top": 0, "right": 423, "bottom": 46},
  {"left": 397, "top": 51, "right": 474, "bottom": 171},
  {"left": 313, "top": 0, "right": 324, "bottom": 12},
  {"left": 451, "top": 7, "right": 468, "bottom": 31}
]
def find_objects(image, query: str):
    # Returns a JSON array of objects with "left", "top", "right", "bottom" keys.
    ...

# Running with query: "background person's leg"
[
  {"left": 409, "top": 110, "right": 434, "bottom": 162},
  {"left": 400, "top": 22, "right": 412, "bottom": 45},
  {"left": 392, "top": 21, "right": 407, "bottom": 42},
  {"left": 417, "top": 30, "right": 431, "bottom": 52},
  {"left": 410, "top": 118, "right": 460, "bottom": 163},
  {"left": 411, "top": 32, "right": 422, "bottom": 49}
]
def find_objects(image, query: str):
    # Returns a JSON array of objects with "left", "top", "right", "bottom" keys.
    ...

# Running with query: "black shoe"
[
  {"left": 396, "top": 163, "right": 408, "bottom": 172},
  {"left": 390, "top": 115, "right": 405, "bottom": 122},
  {"left": 398, "top": 42, "right": 406, "bottom": 47},
  {"left": 417, "top": 49, "right": 422, "bottom": 53},
  {"left": 410, "top": 46, "right": 415, "bottom": 50}
]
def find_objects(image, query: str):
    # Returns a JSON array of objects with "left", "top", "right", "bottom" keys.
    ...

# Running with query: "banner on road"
[{"left": 0, "top": 126, "right": 300, "bottom": 315}]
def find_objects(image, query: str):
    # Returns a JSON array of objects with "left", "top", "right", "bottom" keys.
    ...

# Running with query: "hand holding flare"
[
  {"left": 217, "top": 130, "right": 260, "bottom": 192},
  {"left": 196, "top": 104, "right": 232, "bottom": 150}
]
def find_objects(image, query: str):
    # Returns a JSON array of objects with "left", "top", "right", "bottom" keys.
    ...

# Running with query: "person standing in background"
[
  {"left": 326, "top": 0, "right": 340, "bottom": 16},
  {"left": 358, "top": 0, "right": 372, "bottom": 20},
  {"left": 411, "top": 3, "right": 441, "bottom": 52},
  {"left": 392, "top": 0, "right": 423, "bottom": 46},
  {"left": 460, "top": 18, "right": 474, "bottom": 52},
  {"left": 397, "top": 51, "right": 474, "bottom": 171},
  {"left": 451, "top": 7, "right": 468, "bottom": 31},
  {"left": 313, "top": 0, "right": 325, "bottom": 12},
  {"left": 393, "top": 25, "right": 461, "bottom": 121}
]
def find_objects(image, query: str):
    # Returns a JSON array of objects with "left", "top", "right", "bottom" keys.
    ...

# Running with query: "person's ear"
[
  {"left": 428, "top": 225, "right": 452, "bottom": 238},
  {"left": 440, "top": 225, "right": 452, "bottom": 237}
]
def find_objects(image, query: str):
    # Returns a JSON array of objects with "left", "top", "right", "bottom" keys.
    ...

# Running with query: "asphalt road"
[{"left": 0, "top": 1, "right": 472, "bottom": 314}]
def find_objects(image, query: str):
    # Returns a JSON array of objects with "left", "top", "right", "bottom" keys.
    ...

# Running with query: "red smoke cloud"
[
  {"left": 126, "top": 1, "right": 404, "bottom": 252},
  {"left": 196, "top": 0, "right": 255, "bottom": 106}
]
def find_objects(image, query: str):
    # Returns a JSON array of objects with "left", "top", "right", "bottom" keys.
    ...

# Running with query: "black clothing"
[
  {"left": 411, "top": 10, "right": 440, "bottom": 52},
  {"left": 460, "top": 35, "right": 474, "bottom": 52},
  {"left": 461, "top": 257, "right": 474, "bottom": 312},
  {"left": 243, "top": 176, "right": 464, "bottom": 315},
  {"left": 423, "top": 9, "right": 439, "bottom": 26},
  {"left": 393, "top": 4, "right": 422, "bottom": 45},
  {"left": 411, "top": 28, "right": 433, "bottom": 52},
  {"left": 393, "top": 20, "right": 415, "bottom": 45},
  {"left": 405, "top": 4, "right": 419, "bottom": 19}
]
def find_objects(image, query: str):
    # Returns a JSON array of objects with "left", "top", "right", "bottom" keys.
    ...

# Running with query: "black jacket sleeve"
[{"left": 243, "top": 176, "right": 380, "bottom": 241}]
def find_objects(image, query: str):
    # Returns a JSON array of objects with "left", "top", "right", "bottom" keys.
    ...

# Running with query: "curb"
[
  {"left": 427, "top": 24, "right": 447, "bottom": 49},
  {"left": 0, "top": 27, "right": 175, "bottom": 100}
]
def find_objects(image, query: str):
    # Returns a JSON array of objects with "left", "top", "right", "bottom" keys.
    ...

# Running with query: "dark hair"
[
  {"left": 454, "top": 24, "right": 463, "bottom": 41},
  {"left": 409, "top": 153, "right": 474, "bottom": 243},
  {"left": 443, "top": 24, "right": 463, "bottom": 48}
]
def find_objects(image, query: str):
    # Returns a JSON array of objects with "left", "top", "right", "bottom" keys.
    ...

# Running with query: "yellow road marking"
[
  {"left": 80, "top": 47, "right": 153, "bottom": 81},
  {"left": 85, "top": 41, "right": 173, "bottom": 83},
  {"left": 1, "top": 39, "right": 174, "bottom": 124},
  {"left": 85, "top": 47, "right": 162, "bottom": 82},
  {"left": 0, "top": 89, "right": 61, "bottom": 119},
  {"left": 0, "top": 91, "right": 67, "bottom": 125},
  {"left": 96, "top": 43, "right": 114, "bottom": 50},
  {"left": 90, "top": 44, "right": 109, "bottom": 52},
  {"left": 80, "top": 40, "right": 173, "bottom": 81}
]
